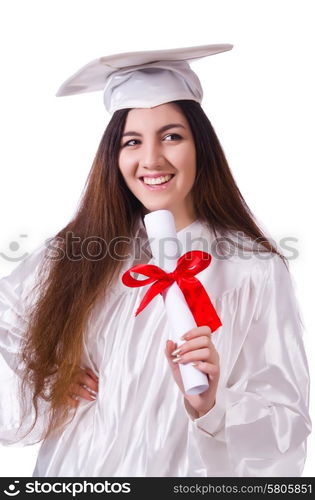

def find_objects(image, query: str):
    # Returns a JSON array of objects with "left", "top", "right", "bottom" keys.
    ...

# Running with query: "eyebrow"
[{"left": 122, "top": 123, "right": 186, "bottom": 138}]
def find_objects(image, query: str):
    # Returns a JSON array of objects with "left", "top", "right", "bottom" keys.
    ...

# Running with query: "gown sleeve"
[
  {"left": 0, "top": 243, "right": 50, "bottom": 446},
  {"left": 183, "top": 254, "right": 312, "bottom": 476}
]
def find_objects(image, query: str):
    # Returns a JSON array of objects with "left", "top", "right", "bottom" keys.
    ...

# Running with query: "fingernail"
[
  {"left": 172, "top": 356, "right": 182, "bottom": 363},
  {"left": 84, "top": 385, "right": 98, "bottom": 396},
  {"left": 180, "top": 333, "right": 190, "bottom": 341},
  {"left": 191, "top": 362, "right": 199, "bottom": 366},
  {"left": 90, "top": 395, "right": 97, "bottom": 400},
  {"left": 171, "top": 347, "right": 182, "bottom": 356}
]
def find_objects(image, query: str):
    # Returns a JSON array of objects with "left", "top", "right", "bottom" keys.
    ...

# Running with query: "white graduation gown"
[{"left": 0, "top": 218, "right": 311, "bottom": 477}]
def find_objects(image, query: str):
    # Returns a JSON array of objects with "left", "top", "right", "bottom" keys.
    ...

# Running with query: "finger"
[
  {"left": 171, "top": 336, "right": 210, "bottom": 357},
  {"left": 77, "top": 373, "right": 99, "bottom": 393},
  {"left": 85, "top": 367, "right": 99, "bottom": 383},
  {"left": 181, "top": 325, "right": 212, "bottom": 341},
  {"left": 173, "top": 347, "right": 212, "bottom": 365},
  {"left": 70, "top": 383, "right": 97, "bottom": 401},
  {"left": 190, "top": 361, "right": 220, "bottom": 380},
  {"left": 164, "top": 339, "right": 177, "bottom": 361},
  {"left": 165, "top": 341, "right": 182, "bottom": 376},
  {"left": 165, "top": 340, "right": 185, "bottom": 393}
]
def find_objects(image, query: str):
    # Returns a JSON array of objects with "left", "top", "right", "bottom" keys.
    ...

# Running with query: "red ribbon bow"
[{"left": 121, "top": 250, "right": 222, "bottom": 333}]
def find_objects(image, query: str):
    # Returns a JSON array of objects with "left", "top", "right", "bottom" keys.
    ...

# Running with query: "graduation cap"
[{"left": 56, "top": 44, "right": 233, "bottom": 115}]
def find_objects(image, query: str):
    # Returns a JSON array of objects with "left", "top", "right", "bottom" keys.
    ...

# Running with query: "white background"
[{"left": 0, "top": 0, "right": 314, "bottom": 476}]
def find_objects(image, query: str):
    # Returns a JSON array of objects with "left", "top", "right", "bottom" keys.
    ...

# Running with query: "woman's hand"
[
  {"left": 67, "top": 366, "right": 99, "bottom": 409},
  {"left": 165, "top": 325, "right": 220, "bottom": 417}
]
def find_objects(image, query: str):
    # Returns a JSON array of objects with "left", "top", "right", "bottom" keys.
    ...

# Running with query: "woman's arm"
[
  {"left": 0, "top": 244, "right": 50, "bottom": 445},
  {"left": 176, "top": 256, "right": 311, "bottom": 476}
]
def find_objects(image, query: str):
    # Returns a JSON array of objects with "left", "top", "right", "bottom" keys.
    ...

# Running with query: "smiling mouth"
[{"left": 140, "top": 174, "right": 175, "bottom": 186}]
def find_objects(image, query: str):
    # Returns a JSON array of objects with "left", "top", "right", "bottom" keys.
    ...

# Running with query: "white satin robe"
[{"left": 0, "top": 218, "right": 311, "bottom": 477}]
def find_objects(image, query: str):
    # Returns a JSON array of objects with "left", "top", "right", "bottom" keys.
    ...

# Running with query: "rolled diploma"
[{"left": 144, "top": 210, "right": 209, "bottom": 395}]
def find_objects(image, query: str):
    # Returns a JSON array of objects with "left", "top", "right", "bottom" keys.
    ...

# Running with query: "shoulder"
[{"left": 198, "top": 222, "right": 289, "bottom": 299}]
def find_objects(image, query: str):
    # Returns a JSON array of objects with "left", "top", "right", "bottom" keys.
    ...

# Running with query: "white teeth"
[{"left": 142, "top": 174, "right": 173, "bottom": 185}]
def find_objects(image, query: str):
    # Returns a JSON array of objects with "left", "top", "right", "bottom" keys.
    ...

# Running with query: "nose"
[{"left": 139, "top": 140, "right": 166, "bottom": 170}]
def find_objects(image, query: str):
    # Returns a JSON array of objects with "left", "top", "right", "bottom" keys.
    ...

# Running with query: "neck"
[
  {"left": 141, "top": 199, "right": 197, "bottom": 232},
  {"left": 171, "top": 205, "right": 197, "bottom": 232},
  {"left": 174, "top": 216, "right": 197, "bottom": 232}
]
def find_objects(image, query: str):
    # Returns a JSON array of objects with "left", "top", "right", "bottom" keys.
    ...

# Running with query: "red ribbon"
[{"left": 121, "top": 250, "right": 222, "bottom": 333}]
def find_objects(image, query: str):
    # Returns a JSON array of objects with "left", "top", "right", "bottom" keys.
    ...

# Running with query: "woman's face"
[{"left": 118, "top": 102, "right": 197, "bottom": 228}]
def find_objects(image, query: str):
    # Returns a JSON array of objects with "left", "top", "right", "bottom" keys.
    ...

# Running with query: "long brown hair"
[{"left": 18, "top": 100, "right": 287, "bottom": 442}]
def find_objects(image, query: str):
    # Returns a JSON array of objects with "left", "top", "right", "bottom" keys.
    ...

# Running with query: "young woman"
[{"left": 0, "top": 45, "right": 311, "bottom": 477}]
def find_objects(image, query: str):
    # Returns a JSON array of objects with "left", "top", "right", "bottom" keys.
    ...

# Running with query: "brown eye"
[
  {"left": 122, "top": 139, "right": 139, "bottom": 147},
  {"left": 164, "top": 134, "right": 182, "bottom": 141}
]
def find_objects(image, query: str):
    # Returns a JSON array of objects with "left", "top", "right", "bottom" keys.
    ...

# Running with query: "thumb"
[
  {"left": 164, "top": 339, "right": 185, "bottom": 393},
  {"left": 164, "top": 339, "right": 176, "bottom": 361}
]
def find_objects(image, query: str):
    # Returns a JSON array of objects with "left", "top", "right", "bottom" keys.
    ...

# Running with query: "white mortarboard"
[{"left": 56, "top": 44, "right": 233, "bottom": 115}]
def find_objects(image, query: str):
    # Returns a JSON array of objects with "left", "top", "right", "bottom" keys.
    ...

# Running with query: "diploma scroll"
[{"left": 144, "top": 210, "right": 209, "bottom": 395}]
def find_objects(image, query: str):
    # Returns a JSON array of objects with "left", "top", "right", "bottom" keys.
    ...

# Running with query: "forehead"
[{"left": 123, "top": 102, "right": 188, "bottom": 129}]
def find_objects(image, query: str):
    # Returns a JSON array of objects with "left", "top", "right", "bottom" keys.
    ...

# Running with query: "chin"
[{"left": 143, "top": 202, "right": 172, "bottom": 213}]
